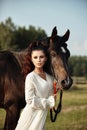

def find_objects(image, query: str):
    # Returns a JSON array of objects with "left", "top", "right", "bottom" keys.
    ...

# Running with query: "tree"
[
  {"left": 0, "top": 17, "right": 17, "bottom": 50},
  {"left": 0, "top": 18, "right": 47, "bottom": 50},
  {"left": 69, "top": 56, "right": 87, "bottom": 77},
  {"left": 14, "top": 25, "right": 47, "bottom": 49}
]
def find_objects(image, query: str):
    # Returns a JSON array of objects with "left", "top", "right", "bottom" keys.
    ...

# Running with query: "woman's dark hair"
[{"left": 22, "top": 41, "right": 52, "bottom": 78}]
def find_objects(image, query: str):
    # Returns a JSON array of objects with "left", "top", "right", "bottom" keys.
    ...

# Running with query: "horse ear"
[
  {"left": 51, "top": 26, "right": 57, "bottom": 37},
  {"left": 62, "top": 30, "right": 70, "bottom": 42}
]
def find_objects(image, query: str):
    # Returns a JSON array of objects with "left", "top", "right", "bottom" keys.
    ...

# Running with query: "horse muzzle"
[{"left": 61, "top": 76, "right": 73, "bottom": 90}]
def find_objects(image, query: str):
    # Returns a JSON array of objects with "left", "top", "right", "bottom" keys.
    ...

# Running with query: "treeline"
[
  {"left": 69, "top": 56, "right": 87, "bottom": 77},
  {"left": 0, "top": 17, "right": 47, "bottom": 50},
  {"left": 0, "top": 18, "right": 87, "bottom": 77}
]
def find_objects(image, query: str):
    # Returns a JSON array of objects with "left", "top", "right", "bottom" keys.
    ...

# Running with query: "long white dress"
[{"left": 15, "top": 71, "right": 55, "bottom": 130}]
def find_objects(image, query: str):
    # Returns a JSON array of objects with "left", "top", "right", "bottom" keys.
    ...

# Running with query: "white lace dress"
[{"left": 15, "top": 71, "right": 55, "bottom": 130}]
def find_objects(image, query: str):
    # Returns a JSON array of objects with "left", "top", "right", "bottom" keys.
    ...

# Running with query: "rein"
[{"left": 50, "top": 81, "right": 63, "bottom": 122}]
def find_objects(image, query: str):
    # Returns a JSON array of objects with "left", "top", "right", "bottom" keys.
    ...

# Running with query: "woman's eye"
[
  {"left": 33, "top": 56, "right": 45, "bottom": 59},
  {"left": 33, "top": 56, "right": 37, "bottom": 59},
  {"left": 40, "top": 56, "right": 45, "bottom": 58}
]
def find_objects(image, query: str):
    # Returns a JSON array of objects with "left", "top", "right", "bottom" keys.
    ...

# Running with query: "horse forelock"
[{"left": 49, "top": 34, "right": 70, "bottom": 58}]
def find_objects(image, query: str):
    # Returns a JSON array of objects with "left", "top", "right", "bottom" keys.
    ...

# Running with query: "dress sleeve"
[{"left": 25, "top": 75, "right": 55, "bottom": 110}]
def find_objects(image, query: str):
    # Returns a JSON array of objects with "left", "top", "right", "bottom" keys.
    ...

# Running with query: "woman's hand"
[{"left": 47, "top": 94, "right": 57, "bottom": 108}]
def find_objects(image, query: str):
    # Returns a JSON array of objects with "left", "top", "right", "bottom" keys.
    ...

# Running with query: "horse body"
[
  {"left": 0, "top": 51, "right": 25, "bottom": 130},
  {"left": 0, "top": 27, "right": 72, "bottom": 130}
]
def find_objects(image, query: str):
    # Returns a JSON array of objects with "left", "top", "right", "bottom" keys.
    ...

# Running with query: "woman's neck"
[
  {"left": 34, "top": 68, "right": 46, "bottom": 80},
  {"left": 34, "top": 68, "right": 45, "bottom": 74}
]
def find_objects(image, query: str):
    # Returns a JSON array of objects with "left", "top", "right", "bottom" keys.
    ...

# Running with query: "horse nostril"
[
  {"left": 61, "top": 80, "right": 66, "bottom": 85},
  {"left": 61, "top": 80, "right": 67, "bottom": 88},
  {"left": 61, "top": 77, "right": 73, "bottom": 89},
  {"left": 61, "top": 79, "right": 68, "bottom": 89}
]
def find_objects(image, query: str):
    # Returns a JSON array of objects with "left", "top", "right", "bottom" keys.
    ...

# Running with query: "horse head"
[{"left": 48, "top": 27, "right": 73, "bottom": 90}]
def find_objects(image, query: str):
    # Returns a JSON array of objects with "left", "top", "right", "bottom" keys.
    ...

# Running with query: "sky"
[{"left": 0, "top": 0, "right": 87, "bottom": 56}]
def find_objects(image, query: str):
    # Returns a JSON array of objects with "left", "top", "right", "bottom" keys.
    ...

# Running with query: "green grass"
[
  {"left": 0, "top": 83, "right": 87, "bottom": 130},
  {"left": 0, "top": 109, "right": 6, "bottom": 130},
  {"left": 46, "top": 108, "right": 87, "bottom": 130},
  {"left": 46, "top": 83, "right": 87, "bottom": 130}
]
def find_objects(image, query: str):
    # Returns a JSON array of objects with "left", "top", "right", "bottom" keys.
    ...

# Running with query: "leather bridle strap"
[
  {"left": 50, "top": 89, "right": 63, "bottom": 122},
  {"left": 49, "top": 37, "right": 63, "bottom": 122}
]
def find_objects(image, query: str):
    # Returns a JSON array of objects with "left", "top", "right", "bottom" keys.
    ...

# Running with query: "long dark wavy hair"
[{"left": 22, "top": 41, "right": 52, "bottom": 78}]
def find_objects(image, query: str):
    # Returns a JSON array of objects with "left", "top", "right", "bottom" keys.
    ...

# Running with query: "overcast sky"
[{"left": 0, "top": 0, "right": 87, "bottom": 56}]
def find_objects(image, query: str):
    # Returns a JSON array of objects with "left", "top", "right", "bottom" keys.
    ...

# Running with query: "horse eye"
[{"left": 50, "top": 52, "right": 56, "bottom": 57}]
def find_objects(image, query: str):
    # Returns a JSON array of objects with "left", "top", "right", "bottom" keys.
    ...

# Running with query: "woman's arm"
[{"left": 25, "top": 75, "right": 55, "bottom": 110}]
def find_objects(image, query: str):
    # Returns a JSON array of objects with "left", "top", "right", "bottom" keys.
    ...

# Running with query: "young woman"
[{"left": 15, "top": 41, "right": 55, "bottom": 130}]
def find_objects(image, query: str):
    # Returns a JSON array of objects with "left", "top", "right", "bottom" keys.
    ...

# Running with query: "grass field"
[{"left": 0, "top": 79, "right": 87, "bottom": 130}]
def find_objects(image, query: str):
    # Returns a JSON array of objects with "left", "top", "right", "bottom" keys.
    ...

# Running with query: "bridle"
[
  {"left": 50, "top": 80, "right": 63, "bottom": 122},
  {"left": 49, "top": 37, "right": 63, "bottom": 122}
]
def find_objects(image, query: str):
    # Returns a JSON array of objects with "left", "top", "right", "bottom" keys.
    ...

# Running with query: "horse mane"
[
  {"left": 0, "top": 51, "right": 24, "bottom": 87},
  {"left": 12, "top": 48, "right": 28, "bottom": 68}
]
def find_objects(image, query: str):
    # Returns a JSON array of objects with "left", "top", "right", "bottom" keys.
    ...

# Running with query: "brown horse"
[{"left": 0, "top": 27, "right": 72, "bottom": 130}]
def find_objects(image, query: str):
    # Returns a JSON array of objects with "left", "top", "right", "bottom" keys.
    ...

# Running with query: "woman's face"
[{"left": 31, "top": 50, "right": 47, "bottom": 69}]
